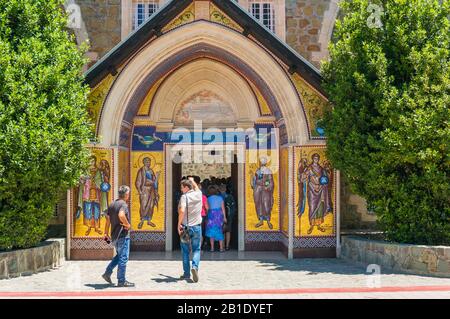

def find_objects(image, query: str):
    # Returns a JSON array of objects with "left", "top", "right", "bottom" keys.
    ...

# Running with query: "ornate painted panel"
[
  {"left": 130, "top": 151, "right": 165, "bottom": 232},
  {"left": 162, "top": 2, "right": 195, "bottom": 33},
  {"left": 294, "top": 146, "right": 335, "bottom": 238},
  {"left": 210, "top": 2, "right": 243, "bottom": 32},
  {"left": 245, "top": 149, "right": 280, "bottom": 232},
  {"left": 132, "top": 126, "right": 166, "bottom": 151},
  {"left": 137, "top": 78, "right": 165, "bottom": 116},
  {"left": 87, "top": 74, "right": 116, "bottom": 133},
  {"left": 291, "top": 73, "right": 330, "bottom": 139},
  {"left": 72, "top": 148, "right": 114, "bottom": 238},
  {"left": 118, "top": 149, "right": 130, "bottom": 187},
  {"left": 249, "top": 81, "right": 272, "bottom": 116},
  {"left": 174, "top": 90, "right": 236, "bottom": 125}
]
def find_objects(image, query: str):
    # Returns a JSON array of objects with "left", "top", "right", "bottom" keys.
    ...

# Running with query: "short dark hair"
[
  {"left": 193, "top": 175, "right": 201, "bottom": 184},
  {"left": 118, "top": 185, "right": 130, "bottom": 199},
  {"left": 180, "top": 179, "right": 193, "bottom": 190},
  {"left": 208, "top": 185, "right": 219, "bottom": 196}
]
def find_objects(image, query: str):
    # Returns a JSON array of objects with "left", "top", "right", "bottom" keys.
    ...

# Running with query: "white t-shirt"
[{"left": 179, "top": 190, "right": 203, "bottom": 226}]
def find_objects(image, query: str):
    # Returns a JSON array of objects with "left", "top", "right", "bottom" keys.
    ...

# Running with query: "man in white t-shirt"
[{"left": 178, "top": 177, "right": 203, "bottom": 282}]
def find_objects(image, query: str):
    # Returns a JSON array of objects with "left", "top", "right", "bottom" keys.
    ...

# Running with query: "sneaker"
[
  {"left": 102, "top": 273, "right": 113, "bottom": 285},
  {"left": 191, "top": 268, "right": 199, "bottom": 283},
  {"left": 179, "top": 274, "right": 190, "bottom": 280},
  {"left": 117, "top": 280, "right": 135, "bottom": 287}
]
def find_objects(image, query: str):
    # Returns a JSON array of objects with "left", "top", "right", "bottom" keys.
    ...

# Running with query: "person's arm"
[
  {"left": 118, "top": 209, "right": 131, "bottom": 230},
  {"left": 204, "top": 196, "right": 209, "bottom": 211},
  {"left": 104, "top": 215, "right": 111, "bottom": 239},
  {"left": 188, "top": 177, "right": 199, "bottom": 191},
  {"left": 178, "top": 200, "right": 185, "bottom": 236}
]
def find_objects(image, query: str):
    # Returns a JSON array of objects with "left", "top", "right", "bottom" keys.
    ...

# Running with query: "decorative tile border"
[
  {"left": 71, "top": 238, "right": 111, "bottom": 250},
  {"left": 293, "top": 237, "right": 337, "bottom": 248},
  {"left": 245, "top": 231, "right": 283, "bottom": 242},
  {"left": 131, "top": 231, "right": 166, "bottom": 243}
]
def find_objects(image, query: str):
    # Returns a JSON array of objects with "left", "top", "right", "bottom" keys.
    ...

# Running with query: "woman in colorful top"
[{"left": 205, "top": 185, "right": 227, "bottom": 252}]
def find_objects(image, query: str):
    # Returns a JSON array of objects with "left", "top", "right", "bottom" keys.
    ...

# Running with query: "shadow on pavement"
[
  {"left": 151, "top": 274, "right": 185, "bottom": 283},
  {"left": 85, "top": 283, "right": 114, "bottom": 290},
  {"left": 128, "top": 250, "right": 444, "bottom": 278}
]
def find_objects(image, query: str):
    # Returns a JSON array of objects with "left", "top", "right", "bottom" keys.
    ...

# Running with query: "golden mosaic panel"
[
  {"left": 280, "top": 147, "right": 289, "bottom": 235},
  {"left": 130, "top": 151, "right": 165, "bottom": 232},
  {"left": 249, "top": 81, "right": 272, "bottom": 116},
  {"left": 294, "top": 146, "right": 335, "bottom": 237},
  {"left": 118, "top": 149, "right": 130, "bottom": 187},
  {"left": 162, "top": 2, "right": 195, "bottom": 33},
  {"left": 291, "top": 73, "right": 330, "bottom": 138},
  {"left": 137, "top": 77, "right": 165, "bottom": 116},
  {"left": 87, "top": 74, "right": 115, "bottom": 132},
  {"left": 210, "top": 2, "right": 243, "bottom": 33},
  {"left": 73, "top": 148, "right": 114, "bottom": 238},
  {"left": 245, "top": 150, "right": 280, "bottom": 232}
]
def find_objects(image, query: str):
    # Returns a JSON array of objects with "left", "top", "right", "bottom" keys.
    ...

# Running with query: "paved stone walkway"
[{"left": 1, "top": 251, "right": 449, "bottom": 298}]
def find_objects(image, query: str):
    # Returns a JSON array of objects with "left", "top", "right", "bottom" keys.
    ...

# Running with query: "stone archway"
[
  {"left": 97, "top": 21, "right": 309, "bottom": 148},
  {"left": 150, "top": 58, "right": 260, "bottom": 129},
  {"left": 92, "top": 19, "right": 316, "bottom": 256}
]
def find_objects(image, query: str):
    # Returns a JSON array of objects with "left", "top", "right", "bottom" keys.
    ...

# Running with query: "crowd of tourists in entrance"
[
  {"left": 175, "top": 175, "right": 236, "bottom": 283},
  {"left": 100, "top": 175, "right": 236, "bottom": 286},
  {"left": 176, "top": 175, "right": 237, "bottom": 252}
]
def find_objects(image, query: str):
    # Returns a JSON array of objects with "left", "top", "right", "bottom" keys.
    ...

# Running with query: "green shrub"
[
  {"left": 322, "top": 0, "right": 450, "bottom": 245},
  {"left": 0, "top": 0, "right": 92, "bottom": 249}
]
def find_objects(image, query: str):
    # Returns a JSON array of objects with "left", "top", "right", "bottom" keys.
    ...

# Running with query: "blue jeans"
[
  {"left": 105, "top": 237, "right": 130, "bottom": 284},
  {"left": 180, "top": 224, "right": 202, "bottom": 277}
]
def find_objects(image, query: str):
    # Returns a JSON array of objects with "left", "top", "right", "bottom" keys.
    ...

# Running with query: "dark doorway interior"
[
  {"left": 172, "top": 161, "right": 182, "bottom": 250},
  {"left": 230, "top": 154, "right": 239, "bottom": 250},
  {"left": 171, "top": 155, "right": 239, "bottom": 251}
]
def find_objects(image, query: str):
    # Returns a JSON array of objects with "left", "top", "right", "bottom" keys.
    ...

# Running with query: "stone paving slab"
[{"left": 1, "top": 252, "right": 449, "bottom": 298}]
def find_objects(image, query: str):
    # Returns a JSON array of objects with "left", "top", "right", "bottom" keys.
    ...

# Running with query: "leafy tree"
[
  {"left": 0, "top": 0, "right": 92, "bottom": 249},
  {"left": 322, "top": 0, "right": 450, "bottom": 244}
]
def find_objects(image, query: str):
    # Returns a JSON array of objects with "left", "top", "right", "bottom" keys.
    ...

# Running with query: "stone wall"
[
  {"left": 77, "top": 0, "right": 122, "bottom": 65},
  {"left": 286, "top": 0, "right": 333, "bottom": 68},
  {"left": 182, "top": 163, "right": 232, "bottom": 180},
  {"left": 0, "top": 239, "right": 65, "bottom": 280},
  {"left": 341, "top": 236, "right": 450, "bottom": 278},
  {"left": 340, "top": 175, "right": 378, "bottom": 231}
]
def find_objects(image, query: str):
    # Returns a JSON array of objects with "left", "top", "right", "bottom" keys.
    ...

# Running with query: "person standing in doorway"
[
  {"left": 178, "top": 178, "right": 203, "bottom": 283},
  {"left": 219, "top": 184, "right": 236, "bottom": 251},
  {"left": 102, "top": 185, "right": 134, "bottom": 287},
  {"left": 206, "top": 185, "right": 227, "bottom": 252}
]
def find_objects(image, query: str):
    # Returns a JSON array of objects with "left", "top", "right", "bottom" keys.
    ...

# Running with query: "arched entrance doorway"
[{"left": 98, "top": 21, "right": 304, "bottom": 255}]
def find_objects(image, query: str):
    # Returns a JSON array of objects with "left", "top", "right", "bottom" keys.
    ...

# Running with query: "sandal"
[{"left": 220, "top": 249, "right": 225, "bottom": 252}]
